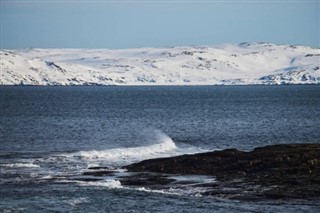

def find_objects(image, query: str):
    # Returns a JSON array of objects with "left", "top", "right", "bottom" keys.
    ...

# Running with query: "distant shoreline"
[
  {"left": 2, "top": 44, "right": 319, "bottom": 86},
  {"left": 1, "top": 83, "right": 320, "bottom": 87}
]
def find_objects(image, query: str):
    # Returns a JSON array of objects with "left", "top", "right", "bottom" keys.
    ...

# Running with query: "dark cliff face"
[{"left": 122, "top": 144, "right": 320, "bottom": 199}]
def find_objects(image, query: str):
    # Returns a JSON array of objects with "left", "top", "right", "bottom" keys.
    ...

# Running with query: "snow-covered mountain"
[{"left": 1, "top": 43, "right": 319, "bottom": 85}]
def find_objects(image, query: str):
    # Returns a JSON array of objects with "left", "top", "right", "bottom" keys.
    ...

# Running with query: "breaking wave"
[
  {"left": 76, "top": 179, "right": 122, "bottom": 189},
  {"left": 66, "top": 130, "right": 177, "bottom": 163},
  {"left": 1, "top": 163, "right": 40, "bottom": 168}
]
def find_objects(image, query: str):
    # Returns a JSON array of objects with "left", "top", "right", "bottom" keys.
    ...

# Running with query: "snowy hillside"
[{"left": 1, "top": 43, "right": 319, "bottom": 85}]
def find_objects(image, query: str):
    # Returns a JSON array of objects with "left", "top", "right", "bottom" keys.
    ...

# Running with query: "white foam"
[
  {"left": 135, "top": 185, "right": 210, "bottom": 197},
  {"left": 69, "top": 132, "right": 177, "bottom": 163},
  {"left": 135, "top": 187, "right": 182, "bottom": 195},
  {"left": 1, "top": 163, "right": 40, "bottom": 168},
  {"left": 40, "top": 175, "right": 54, "bottom": 180},
  {"left": 65, "top": 197, "right": 89, "bottom": 206},
  {"left": 77, "top": 179, "right": 122, "bottom": 189},
  {"left": 171, "top": 175, "right": 216, "bottom": 183}
]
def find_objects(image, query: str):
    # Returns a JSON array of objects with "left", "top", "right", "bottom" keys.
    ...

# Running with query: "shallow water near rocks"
[{"left": 1, "top": 85, "right": 319, "bottom": 212}]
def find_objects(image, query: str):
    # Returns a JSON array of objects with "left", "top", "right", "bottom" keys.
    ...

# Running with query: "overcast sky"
[{"left": 1, "top": 0, "right": 319, "bottom": 49}]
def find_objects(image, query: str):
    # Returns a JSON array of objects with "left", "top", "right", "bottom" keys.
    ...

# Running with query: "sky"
[{"left": 1, "top": 0, "right": 319, "bottom": 49}]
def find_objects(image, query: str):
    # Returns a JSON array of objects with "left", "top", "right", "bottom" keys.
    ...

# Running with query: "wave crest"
[
  {"left": 70, "top": 131, "right": 177, "bottom": 163},
  {"left": 1, "top": 163, "right": 40, "bottom": 168}
]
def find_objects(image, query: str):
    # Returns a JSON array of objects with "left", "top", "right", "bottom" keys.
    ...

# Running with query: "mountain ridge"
[{"left": 1, "top": 43, "right": 319, "bottom": 85}]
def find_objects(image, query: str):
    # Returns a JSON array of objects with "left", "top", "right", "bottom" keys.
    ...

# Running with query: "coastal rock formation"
[{"left": 122, "top": 144, "right": 320, "bottom": 200}]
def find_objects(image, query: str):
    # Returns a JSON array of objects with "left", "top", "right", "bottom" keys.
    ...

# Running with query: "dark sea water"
[{"left": 1, "top": 85, "right": 319, "bottom": 212}]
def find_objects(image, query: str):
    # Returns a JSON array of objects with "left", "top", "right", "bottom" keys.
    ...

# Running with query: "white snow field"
[{"left": 1, "top": 43, "right": 319, "bottom": 85}]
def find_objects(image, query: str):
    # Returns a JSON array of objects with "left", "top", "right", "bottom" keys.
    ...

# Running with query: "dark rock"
[
  {"left": 82, "top": 170, "right": 114, "bottom": 176},
  {"left": 305, "top": 54, "right": 320, "bottom": 57},
  {"left": 123, "top": 143, "right": 320, "bottom": 199},
  {"left": 119, "top": 173, "right": 175, "bottom": 187},
  {"left": 88, "top": 166, "right": 111, "bottom": 170},
  {"left": 71, "top": 177, "right": 104, "bottom": 182}
]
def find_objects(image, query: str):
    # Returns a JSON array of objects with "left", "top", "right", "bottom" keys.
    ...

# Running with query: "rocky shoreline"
[{"left": 86, "top": 144, "right": 320, "bottom": 200}]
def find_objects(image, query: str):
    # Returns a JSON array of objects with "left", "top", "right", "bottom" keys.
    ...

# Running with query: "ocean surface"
[{"left": 1, "top": 85, "right": 319, "bottom": 212}]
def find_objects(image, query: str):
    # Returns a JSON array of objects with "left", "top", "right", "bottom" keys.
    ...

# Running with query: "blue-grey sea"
[{"left": 1, "top": 85, "right": 319, "bottom": 212}]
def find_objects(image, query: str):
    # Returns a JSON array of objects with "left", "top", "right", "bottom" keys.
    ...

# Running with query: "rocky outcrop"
[{"left": 122, "top": 144, "right": 320, "bottom": 200}]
